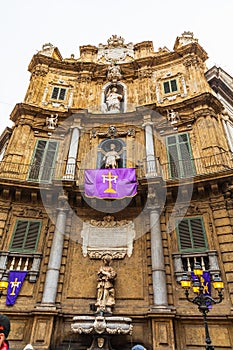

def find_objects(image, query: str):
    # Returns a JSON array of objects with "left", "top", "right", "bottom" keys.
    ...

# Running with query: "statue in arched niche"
[
  {"left": 103, "top": 143, "right": 120, "bottom": 168},
  {"left": 102, "top": 84, "right": 124, "bottom": 113},
  {"left": 106, "top": 86, "right": 122, "bottom": 112}
]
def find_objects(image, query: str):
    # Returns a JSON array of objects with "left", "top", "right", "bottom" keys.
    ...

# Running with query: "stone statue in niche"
[
  {"left": 105, "top": 87, "right": 122, "bottom": 112},
  {"left": 96, "top": 254, "right": 117, "bottom": 314},
  {"left": 103, "top": 143, "right": 120, "bottom": 168}
]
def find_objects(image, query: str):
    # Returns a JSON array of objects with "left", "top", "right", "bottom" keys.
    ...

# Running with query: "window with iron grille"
[
  {"left": 28, "top": 139, "right": 58, "bottom": 182},
  {"left": 51, "top": 87, "right": 66, "bottom": 100},
  {"left": 176, "top": 217, "right": 208, "bottom": 252},
  {"left": 10, "top": 220, "right": 41, "bottom": 252},
  {"left": 166, "top": 133, "right": 195, "bottom": 178},
  {"left": 163, "top": 79, "right": 178, "bottom": 94}
]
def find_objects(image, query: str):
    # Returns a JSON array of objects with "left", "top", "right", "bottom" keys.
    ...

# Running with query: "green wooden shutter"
[
  {"left": 166, "top": 133, "right": 195, "bottom": 178},
  {"left": 177, "top": 217, "right": 208, "bottom": 252},
  {"left": 28, "top": 140, "right": 47, "bottom": 180},
  {"left": 28, "top": 140, "right": 58, "bottom": 182},
  {"left": 40, "top": 141, "right": 58, "bottom": 181},
  {"left": 10, "top": 220, "right": 41, "bottom": 252}
]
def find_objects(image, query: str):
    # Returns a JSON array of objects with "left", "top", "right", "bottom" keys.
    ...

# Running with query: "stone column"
[
  {"left": 41, "top": 193, "right": 68, "bottom": 305},
  {"left": 142, "top": 117, "right": 157, "bottom": 176},
  {"left": 148, "top": 187, "right": 168, "bottom": 307},
  {"left": 63, "top": 127, "right": 81, "bottom": 180}
]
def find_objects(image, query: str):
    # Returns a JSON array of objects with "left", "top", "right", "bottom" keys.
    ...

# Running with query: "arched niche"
[
  {"left": 101, "top": 82, "right": 127, "bottom": 113},
  {"left": 97, "top": 138, "right": 126, "bottom": 169}
]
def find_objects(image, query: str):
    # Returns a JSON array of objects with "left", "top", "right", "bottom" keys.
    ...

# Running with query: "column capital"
[{"left": 70, "top": 125, "right": 82, "bottom": 131}]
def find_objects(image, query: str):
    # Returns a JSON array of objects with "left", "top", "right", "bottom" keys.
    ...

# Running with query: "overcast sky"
[{"left": 0, "top": 0, "right": 232, "bottom": 134}]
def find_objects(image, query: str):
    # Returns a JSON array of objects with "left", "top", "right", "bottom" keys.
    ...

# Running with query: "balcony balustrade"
[
  {"left": 0, "top": 251, "right": 42, "bottom": 282},
  {"left": 0, "top": 150, "right": 232, "bottom": 184}
]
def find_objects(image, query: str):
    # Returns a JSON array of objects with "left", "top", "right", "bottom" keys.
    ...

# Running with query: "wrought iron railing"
[{"left": 0, "top": 150, "right": 233, "bottom": 183}]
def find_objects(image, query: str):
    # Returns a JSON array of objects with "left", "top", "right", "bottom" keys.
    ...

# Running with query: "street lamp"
[
  {"left": 180, "top": 264, "right": 224, "bottom": 350},
  {"left": 0, "top": 279, "right": 8, "bottom": 298}
]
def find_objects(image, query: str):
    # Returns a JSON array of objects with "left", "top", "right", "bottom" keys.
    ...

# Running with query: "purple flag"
[
  {"left": 191, "top": 271, "right": 211, "bottom": 295},
  {"left": 6, "top": 271, "right": 27, "bottom": 306},
  {"left": 84, "top": 168, "right": 137, "bottom": 199},
  {"left": 202, "top": 271, "right": 211, "bottom": 295}
]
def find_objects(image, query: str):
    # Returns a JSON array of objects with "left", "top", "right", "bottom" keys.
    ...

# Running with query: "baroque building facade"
[{"left": 0, "top": 32, "right": 233, "bottom": 349}]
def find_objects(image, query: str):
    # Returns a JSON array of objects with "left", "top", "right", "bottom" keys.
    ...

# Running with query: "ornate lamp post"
[
  {"left": 180, "top": 264, "right": 224, "bottom": 350},
  {"left": 0, "top": 279, "right": 8, "bottom": 298}
]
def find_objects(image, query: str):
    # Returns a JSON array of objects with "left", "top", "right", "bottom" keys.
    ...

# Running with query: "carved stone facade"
[{"left": 0, "top": 33, "right": 233, "bottom": 350}]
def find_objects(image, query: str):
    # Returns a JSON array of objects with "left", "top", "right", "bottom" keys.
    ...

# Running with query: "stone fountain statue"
[
  {"left": 96, "top": 254, "right": 117, "bottom": 314},
  {"left": 71, "top": 254, "right": 133, "bottom": 350}
]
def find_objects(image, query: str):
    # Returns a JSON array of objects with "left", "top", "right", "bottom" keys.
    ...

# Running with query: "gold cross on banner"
[
  {"left": 10, "top": 278, "right": 22, "bottom": 296},
  {"left": 102, "top": 171, "right": 118, "bottom": 193}
]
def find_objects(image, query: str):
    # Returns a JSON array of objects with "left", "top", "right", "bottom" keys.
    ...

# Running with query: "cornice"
[
  {"left": 155, "top": 92, "right": 224, "bottom": 117},
  {"left": 27, "top": 42, "right": 208, "bottom": 80},
  {"left": 10, "top": 103, "right": 80, "bottom": 123}
]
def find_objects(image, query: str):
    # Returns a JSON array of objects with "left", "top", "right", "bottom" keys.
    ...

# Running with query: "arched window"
[
  {"left": 101, "top": 82, "right": 127, "bottom": 113},
  {"left": 97, "top": 139, "right": 126, "bottom": 169}
]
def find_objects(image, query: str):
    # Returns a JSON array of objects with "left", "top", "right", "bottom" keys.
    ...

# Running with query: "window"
[
  {"left": 28, "top": 140, "right": 58, "bottom": 182},
  {"left": 166, "top": 133, "right": 195, "bottom": 178},
  {"left": 176, "top": 217, "right": 208, "bottom": 252},
  {"left": 163, "top": 79, "right": 178, "bottom": 94},
  {"left": 51, "top": 87, "right": 66, "bottom": 100},
  {"left": 10, "top": 220, "right": 41, "bottom": 252}
]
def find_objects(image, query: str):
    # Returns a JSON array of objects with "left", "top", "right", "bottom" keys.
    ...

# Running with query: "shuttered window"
[
  {"left": 51, "top": 87, "right": 66, "bottom": 100},
  {"left": 163, "top": 79, "right": 178, "bottom": 94},
  {"left": 28, "top": 140, "right": 58, "bottom": 182},
  {"left": 10, "top": 220, "right": 41, "bottom": 252},
  {"left": 166, "top": 133, "right": 195, "bottom": 178},
  {"left": 177, "top": 217, "right": 208, "bottom": 252}
]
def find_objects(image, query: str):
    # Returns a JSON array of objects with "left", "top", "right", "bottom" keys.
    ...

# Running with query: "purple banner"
[
  {"left": 191, "top": 271, "right": 211, "bottom": 295},
  {"left": 6, "top": 271, "right": 27, "bottom": 306},
  {"left": 84, "top": 168, "right": 137, "bottom": 199}
]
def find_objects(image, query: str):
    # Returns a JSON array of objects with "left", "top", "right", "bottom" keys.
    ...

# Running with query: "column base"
[
  {"left": 149, "top": 305, "right": 176, "bottom": 314},
  {"left": 34, "top": 303, "right": 58, "bottom": 312}
]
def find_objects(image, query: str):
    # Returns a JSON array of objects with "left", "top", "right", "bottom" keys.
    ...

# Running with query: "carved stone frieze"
[
  {"left": 12, "top": 206, "right": 44, "bottom": 218},
  {"left": 31, "top": 64, "right": 49, "bottom": 77},
  {"left": 71, "top": 315, "right": 133, "bottom": 335},
  {"left": 81, "top": 215, "right": 135, "bottom": 259},
  {"left": 90, "top": 126, "right": 135, "bottom": 139},
  {"left": 138, "top": 68, "right": 153, "bottom": 79}
]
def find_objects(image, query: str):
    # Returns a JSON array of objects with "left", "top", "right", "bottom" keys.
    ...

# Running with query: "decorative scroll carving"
[
  {"left": 97, "top": 35, "right": 134, "bottom": 64},
  {"left": 107, "top": 64, "right": 122, "bottom": 82},
  {"left": 138, "top": 68, "right": 153, "bottom": 79},
  {"left": 71, "top": 316, "right": 133, "bottom": 335}
]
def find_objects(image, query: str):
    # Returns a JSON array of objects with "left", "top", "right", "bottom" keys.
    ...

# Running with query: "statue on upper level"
[
  {"left": 105, "top": 87, "right": 123, "bottom": 112},
  {"left": 95, "top": 254, "right": 117, "bottom": 314}
]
